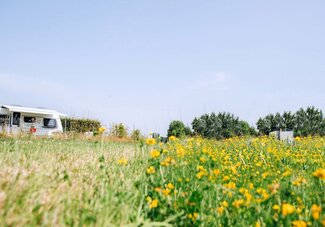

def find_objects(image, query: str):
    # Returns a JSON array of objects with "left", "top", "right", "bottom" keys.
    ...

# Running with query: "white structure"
[
  {"left": 270, "top": 130, "right": 294, "bottom": 144},
  {"left": 0, "top": 105, "right": 66, "bottom": 136}
]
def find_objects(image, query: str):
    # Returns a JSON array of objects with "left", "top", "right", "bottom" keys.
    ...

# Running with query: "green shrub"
[
  {"left": 131, "top": 129, "right": 142, "bottom": 141},
  {"left": 167, "top": 120, "right": 192, "bottom": 138},
  {"left": 109, "top": 123, "right": 128, "bottom": 138},
  {"left": 61, "top": 118, "right": 101, "bottom": 133}
]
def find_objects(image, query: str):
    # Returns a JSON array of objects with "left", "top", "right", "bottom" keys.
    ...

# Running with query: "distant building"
[{"left": 269, "top": 130, "right": 294, "bottom": 144}]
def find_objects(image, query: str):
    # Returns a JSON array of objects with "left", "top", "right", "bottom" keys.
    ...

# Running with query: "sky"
[{"left": 0, "top": 0, "right": 324, "bottom": 135}]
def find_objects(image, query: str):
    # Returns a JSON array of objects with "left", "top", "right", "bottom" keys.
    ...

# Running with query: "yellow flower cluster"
[
  {"left": 117, "top": 158, "right": 128, "bottom": 166},
  {"left": 146, "top": 196, "right": 158, "bottom": 209},
  {"left": 312, "top": 168, "right": 325, "bottom": 180},
  {"left": 150, "top": 150, "right": 160, "bottom": 158},
  {"left": 146, "top": 166, "right": 155, "bottom": 174},
  {"left": 143, "top": 136, "right": 325, "bottom": 226},
  {"left": 98, "top": 127, "right": 106, "bottom": 133},
  {"left": 146, "top": 138, "right": 156, "bottom": 145}
]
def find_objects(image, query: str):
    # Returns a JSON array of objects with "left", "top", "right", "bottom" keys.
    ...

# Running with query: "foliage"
[
  {"left": 295, "top": 107, "right": 325, "bottom": 137},
  {"left": 257, "top": 107, "right": 325, "bottom": 136},
  {"left": 130, "top": 129, "right": 142, "bottom": 141},
  {"left": 167, "top": 120, "right": 192, "bottom": 138},
  {"left": 143, "top": 136, "right": 325, "bottom": 226},
  {"left": 191, "top": 112, "right": 256, "bottom": 139},
  {"left": 62, "top": 118, "right": 101, "bottom": 133},
  {"left": 0, "top": 136, "right": 324, "bottom": 226},
  {"left": 109, "top": 123, "right": 128, "bottom": 138},
  {"left": 0, "top": 137, "right": 151, "bottom": 226}
]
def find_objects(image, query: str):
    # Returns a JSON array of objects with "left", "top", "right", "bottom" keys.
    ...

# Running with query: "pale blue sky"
[{"left": 0, "top": 1, "right": 324, "bottom": 135}]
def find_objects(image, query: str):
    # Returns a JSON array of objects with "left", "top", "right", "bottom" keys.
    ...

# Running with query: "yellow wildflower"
[
  {"left": 176, "top": 146, "right": 186, "bottom": 157},
  {"left": 239, "top": 188, "right": 248, "bottom": 194},
  {"left": 150, "top": 150, "right": 160, "bottom": 158},
  {"left": 217, "top": 206, "right": 224, "bottom": 214},
  {"left": 196, "top": 171, "right": 206, "bottom": 179},
  {"left": 282, "top": 203, "right": 295, "bottom": 216},
  {"left": 146, "top": 166, "right": 155, "bottom": 174},
  {"left": 98, "top": 127, "right": 106, "bottom": 133},
  {"left": 169, "top": 136, "right": 177, "bottom": 141},
  {"left": 282, "top": 170, "right": 292, "bottom": 177},
  {"left": 262, "top": 172, "right": 268, "bottom": 179},
  {"left": 268, "top": 183, "right": 280, "bottom": 194},
  {"left": 273, "top": 204, "right": 280, "bottom": 213},
  {"left": 213, "top": 169, "right": 220, "bottom": 175},
  {"left": 197, "top": 165, "right": 205, "bottom": 171},
  {"left": 149, "top": 199, "right": 159, "bottom": 209},
  {"left": 160, "top": 157, "right": 176, "bottom": 166},
  {"left": 167, "top": 183, "right": 174, "bottom": 190},
  {"left": 188, "top": 212, "right": 199, "bottom": 221},
  {"left": 312, "top": 168, "right": 325, "bottom": 180},
  {"left": 292, "top": 220, "right": 307, "bottom": 227},
  {"left": 146, "top": 138, "right": 156, "bottom": 145},
  {"left": 117, "top": 158, "right": 128, "bottom": 166},
  {"left": 222, "top": 201, "right": 229, "bottom": 208},
  {"left": 244, "top": 193, "right": 253, "bottom": 205},
  {"left": 311, "top": 204, "right": 321, "bottom": 220},
  {"left": 162, "top": 188, "right": 171, "bottom": 196},
  {"left": 293, "top": 178, "right": 307, "bottom": 186},
  {"left": 200, "top": 157, "right": 206, "bottom": 163},
  {"left": 223, "top": 176, "right": 230, "bottom": 182},
  {"left": 224, "top": 181, "right": 236, "bottom": 189},
  {"left": 233, "top": 199, "right": 244, "bottom": 208}
]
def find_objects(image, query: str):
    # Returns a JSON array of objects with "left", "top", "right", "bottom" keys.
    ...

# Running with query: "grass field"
[{"left": 0, "top": 136, "right": 324, "bottom": 226}]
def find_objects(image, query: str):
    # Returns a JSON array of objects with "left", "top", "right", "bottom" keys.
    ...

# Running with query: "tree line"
[
  {"left": 256, "top": 107, "right": 325, "bottom": 137},
  {"left": 167, "top": 106, "right": 325, "bottom": 139}
]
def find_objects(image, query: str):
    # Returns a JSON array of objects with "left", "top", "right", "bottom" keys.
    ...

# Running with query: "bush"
[
  {"left": 131, "top": 129, "right": 142, "bottom": 141},
  {"left": 167, "top": 120, "right": 192, "bottom": 138},
  {"left": 62, "top": 118, "right": 101, "bottom": 133},
  {"left": 109, "top": 123, "right": 128, "bottom": 138}
]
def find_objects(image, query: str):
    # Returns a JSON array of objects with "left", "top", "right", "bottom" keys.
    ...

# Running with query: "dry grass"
[{"left": 0, "top": 136, "right": 153, "bottom": 226}]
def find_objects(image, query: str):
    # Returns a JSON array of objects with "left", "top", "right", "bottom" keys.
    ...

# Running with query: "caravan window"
[
  {"left": 0, "top": 115, "right": 9, "bottom": 125},
  {"left": 43, "top": 118, "right": 57, "bottom": 128},
  {"left": 13, "top": 112, "right": 20, "bottom": 126},
  {"left": 24, "top": 117, "right": 36, "bottom": 123}
]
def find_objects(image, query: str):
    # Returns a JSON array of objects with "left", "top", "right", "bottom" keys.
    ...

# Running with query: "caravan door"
[{"left": 11, "top": 112, "right": 21, "bottom": 134}]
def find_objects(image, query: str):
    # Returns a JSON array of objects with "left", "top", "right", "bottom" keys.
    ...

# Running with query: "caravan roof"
[{"left": 1, "top": 105, "right": 66, "bottom": 117}]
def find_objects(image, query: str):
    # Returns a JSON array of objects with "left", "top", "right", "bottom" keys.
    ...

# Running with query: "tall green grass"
[{"left": 0, "top": 137, "right": 156, "bottom": 226}]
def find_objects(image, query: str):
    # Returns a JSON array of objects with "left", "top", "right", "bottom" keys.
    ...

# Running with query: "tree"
[
  {"left": 295, "top": 107, "right": 324, "bottom": 137},
  {"left": 192, "top": 112, "right": 255, "bottom": 139},
  {"left": 131, "top": 129, "right": 142, "bottom": 141},
  {"left": 256, "top": 118, "right": 269, "bottom": 135},
  {"left": 167, "top": 120, "right": 192, "bottom": 138},
  {"left": 282, "top": 111, "right": 295, "bottom": 130},
  {"left": 274, "top": 113, "right": 285, "bottom": 130},
  {"left": 110, "top": 123, "right": 128, "bottom": 138},
  {"left": 256, "top": 107, "right": 324, "bottom": 137}
]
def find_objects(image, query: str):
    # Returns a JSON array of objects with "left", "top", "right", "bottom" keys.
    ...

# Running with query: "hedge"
[{"left": 61, "top": 118, "right": 101, "bottom": 133}]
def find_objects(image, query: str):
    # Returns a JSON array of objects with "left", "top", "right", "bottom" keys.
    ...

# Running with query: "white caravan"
[{"left": 0, "top": 105, "right": 66, "bottom": 136}]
